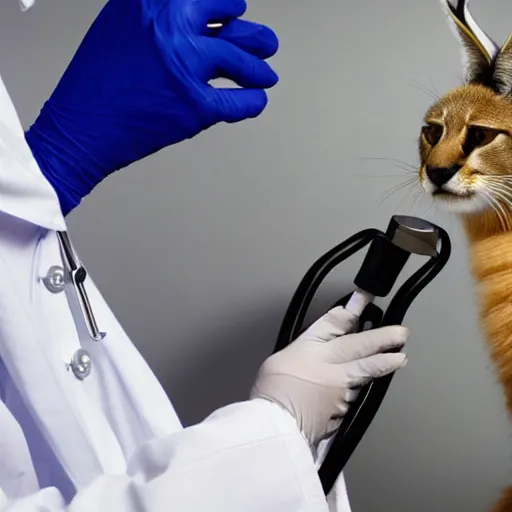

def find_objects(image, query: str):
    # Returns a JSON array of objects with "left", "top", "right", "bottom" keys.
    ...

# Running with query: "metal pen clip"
[{"left": 57, "top": 231, "right": 106, "bottom": 342}]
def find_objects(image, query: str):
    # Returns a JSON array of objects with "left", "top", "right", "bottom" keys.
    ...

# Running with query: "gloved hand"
[
  {"left": 24, "top": 0, "right": 279, "bottom": 215},
  {"left": 251, "top": 306, "right": 409, "bottom": 447}
]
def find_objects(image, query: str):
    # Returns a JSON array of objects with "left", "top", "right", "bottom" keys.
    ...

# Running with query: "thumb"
[{"left": 211, "top": 88, "right": 270, "bottom": 123}]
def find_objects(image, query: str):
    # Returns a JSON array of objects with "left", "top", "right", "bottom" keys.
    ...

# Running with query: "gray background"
[{"left": 2, "top": 0, "right": 512, "bottom": 510}]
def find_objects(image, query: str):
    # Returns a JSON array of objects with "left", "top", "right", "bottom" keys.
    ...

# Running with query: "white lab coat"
[{"left": 0, "top": 4, "right": 353, "bottom": 511}]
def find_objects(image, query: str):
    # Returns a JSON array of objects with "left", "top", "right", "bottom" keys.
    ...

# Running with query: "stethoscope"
[{"left": 273, "top": 215, "right": 452, "bottom": 495}]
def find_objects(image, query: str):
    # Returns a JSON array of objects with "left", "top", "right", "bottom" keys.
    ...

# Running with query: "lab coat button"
[
  {"left": 43, "top": 265, "right": 66, "bottom": 293},
  {"left": 69, "top": 349, "right": 92, "bottom": 380}
]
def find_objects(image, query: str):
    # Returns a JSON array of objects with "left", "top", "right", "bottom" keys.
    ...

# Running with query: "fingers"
[
  {"left": 202, "top": 37, "right": 278, "bottom": 123},
  {"left": 204, "top": 38, "right": 278, "bottom": 88},
  {"left": 212, "top": 19, "right": 279, "bottom": 59},
  {"left": 301, "top": 306, "right": 359, "bottom": 343},
  {"left": 345, "top": 387, "right": 360, "bottom": 403},
  {"left": 326, "top": 325, "right": 409, "bottom": 364},
  {"left": 187, "top": 0, "right": 248, "bottom": 32},
  {"left": 344, "top": 352, "right": 408, "bottom": 388},
  {"left": 211, "top": 88, "right": 269, "bottom": 123}
]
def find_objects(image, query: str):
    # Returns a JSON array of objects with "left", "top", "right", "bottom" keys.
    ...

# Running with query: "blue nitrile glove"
[{"left": 25, "top": 0, "right": 279, "bottom": 215}]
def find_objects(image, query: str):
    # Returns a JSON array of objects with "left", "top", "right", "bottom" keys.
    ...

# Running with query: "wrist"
[
  {"left": 25, "top": 129, "right": 76, "bottom": 216},
  {"left": 24, "top": 102, "right": 109, "bottom": 216},
  {"left": 251, "top": 395, "right": 316, "bottom": 454}
]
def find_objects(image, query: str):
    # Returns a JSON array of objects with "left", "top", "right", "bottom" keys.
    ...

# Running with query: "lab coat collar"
[{"left": 0, "top": 77, "right": 67, "bottom": 232}]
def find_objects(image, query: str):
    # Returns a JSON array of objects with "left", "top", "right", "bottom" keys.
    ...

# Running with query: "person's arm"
[
  {"left": 1, "top": 308, "right": 406, "bottom": 512},
  {"left": 0, "top": 399, "right": 327, "bottom": 511}
]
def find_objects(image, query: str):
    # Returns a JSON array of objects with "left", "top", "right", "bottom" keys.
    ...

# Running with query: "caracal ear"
[
  {"left": 441, "top": 0, "right": 499, "bottom": 83},
  {"left": 492, "top": 34, "right": 512, "bottom": 96}
]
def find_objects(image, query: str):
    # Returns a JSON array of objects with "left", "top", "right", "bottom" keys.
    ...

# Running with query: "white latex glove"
[{"left": 251, "top": 306, "right": 409, "bottom": 447}]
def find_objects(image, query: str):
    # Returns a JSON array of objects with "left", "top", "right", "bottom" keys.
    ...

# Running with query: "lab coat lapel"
[{"left": 0, "top": 225, "right": 126, "bottom": 489}]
